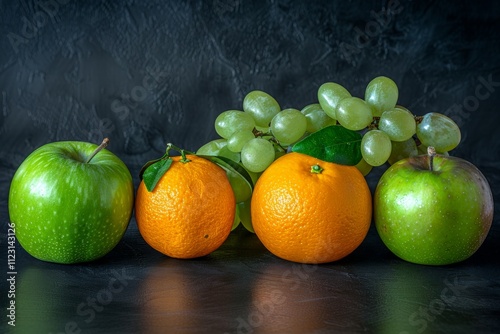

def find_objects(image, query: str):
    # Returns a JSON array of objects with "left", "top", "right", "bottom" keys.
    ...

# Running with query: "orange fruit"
[
  {"left": 135, "top": 155, "right": 235, "bottom": 259},
  {"left": 251, "top": 152, "right": 372, "bottom": 264}
]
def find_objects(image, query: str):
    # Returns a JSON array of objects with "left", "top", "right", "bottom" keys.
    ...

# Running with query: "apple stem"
[
  {"left": 427, "top": 146, "right": 436, "bottom": 171},
  {"left": 86, "top": 138, "right": 110, "bottom": 163}
]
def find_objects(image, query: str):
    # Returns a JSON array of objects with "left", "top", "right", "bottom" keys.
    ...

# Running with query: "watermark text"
[{"left": 6, "top": 222, "right": 17, "bottom": 327}]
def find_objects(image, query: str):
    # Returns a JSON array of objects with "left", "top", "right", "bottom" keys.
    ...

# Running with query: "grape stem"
[
  {"left": 86, "top": 138, "right": 109, "bottom": 163},
  {"left": 252, "top": 127, "right": 287, "bottom": 151},
  {"left": 369, "top": 117, "right": 380, "bottom": 130},
  {"left": 427, "top": 146, "right": 436, "bottom": 171},
  {"left": 252, "top": 128, "right": 271, "bottom": 137},
  {"left": 269, "top": 137, "right": 287, "bottom": 152}
]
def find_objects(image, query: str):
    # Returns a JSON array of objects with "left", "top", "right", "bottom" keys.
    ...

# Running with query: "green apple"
[
  {"left": 8, "top": 139, "right": 134, "bottom": 264},
  {"left": 374, "top": 147, "right": 494, "bottom": 265}
]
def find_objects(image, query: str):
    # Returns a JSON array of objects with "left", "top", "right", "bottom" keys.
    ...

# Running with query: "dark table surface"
[
  {"left": 1, "top": 1, "right": 500, "bottom": 333},
  {"left": 2, "top": 210, "right": 500, "bottom": 334}
]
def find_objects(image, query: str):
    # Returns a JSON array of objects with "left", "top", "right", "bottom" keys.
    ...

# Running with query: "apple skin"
[
  {"left": 8, "top": 141, "right": 134, "bottom": 264},
  {"left": 374, "top": 153, "right": 493, "bottom": 265}
]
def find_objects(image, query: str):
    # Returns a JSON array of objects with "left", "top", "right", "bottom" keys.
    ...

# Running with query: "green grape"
[
  {"left": 416, "top": 112, "right": 461, "bottom": 152},
  {"left": 361, "top": 130, "right": 392, "bottom": 166},
  {"left": 241, "top": 138, "right": 275, "bottom": 173},
  {"left": 238, "top": 199, "right": 254, "bottom": 233},
  {"left": 251, "top": 172, "right": 262, "bottom": 184},
  {"left": 227, "top": 130, "right": 255, "bottom": 153},
  {"left": 218, "top": 146, "right": 241, "bottom": 163},
  {"left": 318, "top": 82, "right": 351, "bottom": 119},
  {"left": 215, "top": 110, "right": 255, "bottom": 139},
  {"left": 301, "top": 103, "right": 337, "bottom": 133},
  {"left": 378, "top": 107, "right": 416, "bottom": 142},
  {"left": 336, "top": 97, "right": 374, "bottom": 131},
  {"left": 355, "top": 158, "right": 373, "bottom": 176},
  {"left": 197, "top": 139, "right": 240, "bottom": 162},
  {"left": 245, "top": 169, "right": 262, "bottom": 186},
  {"left": 388, "top": 138, "right": 418, "bottom": 165},
  {"left": 197, "top": 138, "right": 228, "bottom": 155},
  {"left": 395, "top": 104, "right": 412, "bottom": 113},
  {"left": 365, "top": 76, "right": 399, "bottom": 117},
  {"left": 270, "top": 108, "right": 307, "bottom": 145},
  {"left": 243, "top": 90, "right": 280, "bottom": 127},
  {"left": 417, "top": 144, "right": 426, "bottom": 155},
  {"left": 225, "top": 166, "right": 252, "bottom": 203},
  {"left": 273, "top": 143, "right": 287, "bottom": 160},
  {"left": 198, "top": 140, "right": 249, "bottom": 202}
]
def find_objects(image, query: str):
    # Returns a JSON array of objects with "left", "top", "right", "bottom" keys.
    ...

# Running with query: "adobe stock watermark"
[
  {"left": 1, "top": 91, "right": 6, "bottom": 116},
  {"left": 444, "top": 73, "right": 500, "bottom": 127},
  {"left": 399, "top": 276, "right": 469, "bottom": 334},
  {"left": 225, "top": 236, "right": 345, "bottom": 334},
  {"left": 7, "top": 0, "right": 72, "bottom": 54},
  {"left": 226, "top": 235, "right": 353, "bottom": 333},
  {"left": 6, "top": 222, "right": 17, "bottom": 327},
  {"left": 339, "top": 0, "right": 407, "bottom": 65},
  {"left": 82, "top": 57, "right": 169, "bottom": 143},
  {"left": 213, "top": 0, "right": 241, "bottom": 19},
  {"left": 50, "top": 268, "right": 134, "bottom": 334},
  {"left": 227, "top": 262, "right": 318, "bottom": 334},
  {"left": 109, "top": 57, "right": 169, "bottom": 122},
  {"left": 0, "top": 91, "right": 6, "bottom": 137}
]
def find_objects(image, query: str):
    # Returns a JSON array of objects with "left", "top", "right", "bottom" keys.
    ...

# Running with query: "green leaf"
[
  {"left": 198, "top": 154, "right": 254, "bottom": 202},
  {"left": 139, "top": 153, "right": 169, "bottom": 180},
  {"left": 291, "top": 125, "right": 362, "bottom": 165},
  {"left": 142, "top": 158, "right": 173, "bottom": 192}
]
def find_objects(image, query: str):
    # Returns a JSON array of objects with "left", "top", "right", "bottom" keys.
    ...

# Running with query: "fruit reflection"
[
  {"left": 139, "top": 259, "right": 241, "bottom": 333},
  {"left": 375, "top": 262, "right": 448, "bottom": 333},
  {"left": 14, "top": 267, "right": 71, "bottom": 333},
  {"left": 241, "top": 263, "right": 365, "bottom": 333}
]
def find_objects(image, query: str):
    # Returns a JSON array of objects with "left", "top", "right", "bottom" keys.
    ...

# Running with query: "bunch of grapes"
[
  {"left": 197, "top": 76, "right": 461, "bottom": 231},
  {"left": 200, "top": 76, "right": 461, "bottom": 177},
  {"left": 319, "top": 76, "right": 461, "bottom": 175},
  {"left": 197, "top": 90, "right": 319, "bottom": 174}
]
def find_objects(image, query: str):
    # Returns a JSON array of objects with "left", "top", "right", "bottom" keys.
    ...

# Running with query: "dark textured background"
[{"left": 1, "top": 1, "right": 500, "bottom": 333}]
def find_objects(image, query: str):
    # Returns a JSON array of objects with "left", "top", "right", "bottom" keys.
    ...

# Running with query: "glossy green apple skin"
[
  {"left": 374, "top": 154, "right": 493, "bottom": 265},
  {"left": 8, "top": 141, "right": 134, "bottom": 264}
]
